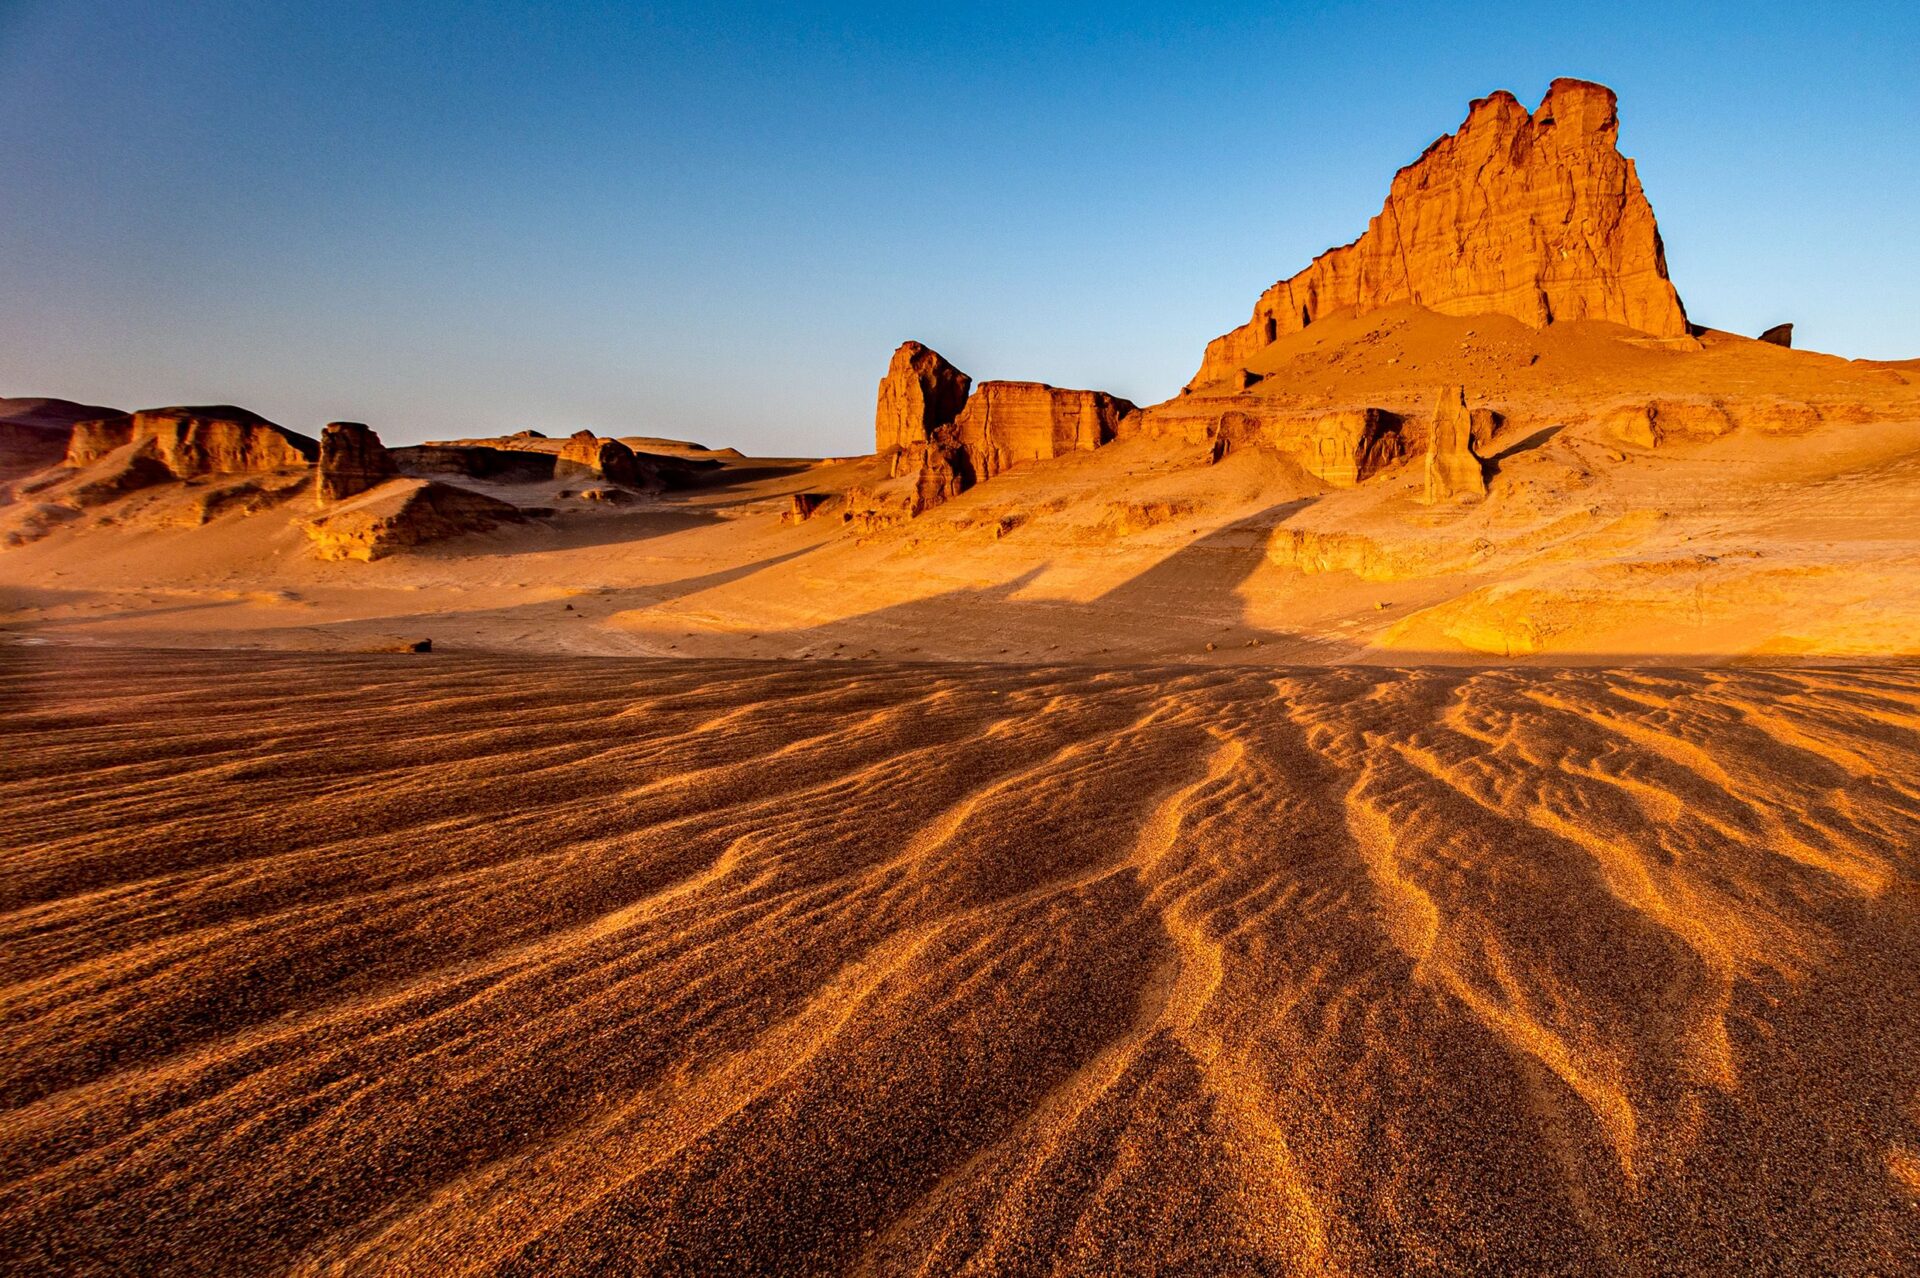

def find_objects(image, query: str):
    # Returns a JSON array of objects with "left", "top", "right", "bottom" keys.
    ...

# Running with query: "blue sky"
[{"left": 1, "top": 1, "right": 1915, "bottom": 453}]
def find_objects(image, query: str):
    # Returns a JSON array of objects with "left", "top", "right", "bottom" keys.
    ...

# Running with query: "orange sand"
[
  {"left": 3, "top": 647, "right": 1918, "bottom": 1273},
  {"left": 6, "top": 313, "right": 1918, "bottom": 666}
]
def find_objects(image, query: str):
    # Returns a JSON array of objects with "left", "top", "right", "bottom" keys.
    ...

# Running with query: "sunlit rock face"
[
  {"left": 316, "top": 422, "right": 397, "bottom": 505},
  {"left": 1207, "top": 406, "right": 1411, "bottom": 487},
  {"left": 1423, "top": 384, "right": 1488, "bottom": 502},
  {"left": 874, "top": 340, "right": 972, "bottom": 456},
  {"left": 944, "top": 381, "right": 1137, "bottom": 481},
  {"left": 65, "top": 406, "right": 317, "bottom": 476},
  {"left": 866, "top": 354, "right": 1135, "bottom": 521},
  {"left": 1190, "top": 78, "right": 1690, "bottom": 388},
  {"left": 556, "top": 431, "right": 661, "bottom": 491}
]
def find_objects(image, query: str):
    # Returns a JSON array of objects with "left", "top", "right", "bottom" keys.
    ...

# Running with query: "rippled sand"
[{"left": 3, "top": 649, "right": 1919, "bottom": 1274}]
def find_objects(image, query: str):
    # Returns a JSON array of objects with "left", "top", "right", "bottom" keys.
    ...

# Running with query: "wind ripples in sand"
[{"left": 2, "top": 651, "right": 1919, "bottom": 1274}]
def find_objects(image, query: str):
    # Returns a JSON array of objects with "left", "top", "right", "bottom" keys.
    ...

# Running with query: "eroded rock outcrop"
[
  {"left": 1603, "top": 399, "right": 1735, "bottom": 448},
  {"left": 63, "top": 416, "right": 139, "bottom": 467},
  {"left": 1209, "top": 407, "right": 1411, "bottom": 487},
  {"left": 1424, "top": 386, "right": 1488, "bottom": 502},
  {"left": 304, "top": 479, "right": 526, "bottom": 561},
  {"left": 858, "top": 369, "right": 1135, "bottom": 526},
  {"left": 782, "top": 493, "right": 829, "bottom": 525},
  {"left": 875, "top": 341, "right": 972, "bottom": 456},
  {"left": 556, "top": 431, "right": 660, "bottom": 490},
  {"left": 390, "top": 444, "right": 557, "bottom": 484},
  {"left": 944, "top": 382, "right": 1136, "bottom": 482},
  {"left": 50, "top": 449, "right": 176, "bottom": 509},
  {"left": 1758, "top": 323, "right": 1793, "bottom": 348},
  {"left": 62, "top": 402, "right": 314, "bottom": 472},
  {"left": 65, "top": 406, "right": 317, "bottom": 476},
  {"left": 316, "top": 422, "right": 397, "bottom": 505},
  {"left": 0, "top": 398, "right": 126, "bottom": 477},
  {"left": 1191, "top": 78, "right": 1689, "bottom": 388}
]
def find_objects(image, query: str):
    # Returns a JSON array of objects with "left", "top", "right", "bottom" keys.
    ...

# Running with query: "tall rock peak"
[
  {"left": 875, "top": 341, "right": 972, "bottom": 456},
  {"left": 1190, "top": 79, "right": 1689, "bottom": 388}
]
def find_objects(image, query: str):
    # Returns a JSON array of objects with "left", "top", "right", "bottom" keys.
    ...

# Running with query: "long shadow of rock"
[
  {"left": 283, "top": 545, "right": 826, "bottom": 652},
  {"left": 507, "top": 506, "right": 728, "bottom": 554},
  {"left": 758, "top": 499, "right": 1352, "bottom": 662}
]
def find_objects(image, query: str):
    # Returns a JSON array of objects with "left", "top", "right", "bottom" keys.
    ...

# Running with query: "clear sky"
[{"left": 2, "top": 2, "right": 1915, "bottom": 454}]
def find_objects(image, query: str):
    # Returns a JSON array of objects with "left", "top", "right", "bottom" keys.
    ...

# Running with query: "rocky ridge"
[
  {"left": 317, "top": 422, "right": 398, "bottom": 505},
  {"left": 856, "top": 79, "right": 1712, "bottom": 527},
  {"left": 859, "top": 342, "right": 1138, "bottom": 529},
  {"left": 64, "top": 406, "right": 317, "bottom": 475},
  {"left": 1189, "top": 78, "right": 1690, "bottom": 389}
]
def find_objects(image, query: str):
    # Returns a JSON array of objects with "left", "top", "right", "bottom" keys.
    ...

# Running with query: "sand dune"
[{"left": 3, "top": 648, "right": 1918, "bottom": 1273}]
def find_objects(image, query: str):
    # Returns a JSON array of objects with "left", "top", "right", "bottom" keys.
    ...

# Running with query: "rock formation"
[
  {"left": 1603, "top": 399, "right": 1736, "bottom": 448},
  {"left": 316, "top": 422, "right": 397, "bottom": 505},
  {"left": 0, "top": 398, "right": 125, "bottom": 477},
  {"left": 875, "top": 341, "right": 972, "bottom": 455},
  {"left": 48, "top": 448, "right": 177, "bottom": 509},
  {"left": 304, "top": 479, "right": 526, "bottom": 561},
  {"left": 943, "top": 382, "right": 1136, "bottom": 483},
  {"left": 1470, "top": 408, "right": 1504, "bottom": 457},
  {"left": 858, "top": 364, "right": 1135, "bottom": 526},
  {"left": 389, "top": 444, "right": 558, "bottom": 484},
  {"left": 1424, "top": 386, "right": 1488, "bottom": 502},
  {"left": 781, "top": 493, "right": 827, "bottom": 525},
  {"left": 555, "top": 430, "right": 658, "bottom": 490},
  {"left": 1210, "top": 408, "right": 1410, "bottom": 487},
  {"left": 64, "top": 407, "right": 317, "bottom": 476},
  {"left": 1190, "top": 78, "right": 1689, "bottom": 388},
  {"left": 63, "top": 416, "right": 140, "bottom": 468},
  {"left": 1758, "top": 323, "right": 1793, "bottom": 348}
]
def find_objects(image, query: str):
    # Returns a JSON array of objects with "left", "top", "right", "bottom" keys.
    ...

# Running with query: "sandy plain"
[{"left": 3, "top": 646, "right": 1919, "bottom": 1274}]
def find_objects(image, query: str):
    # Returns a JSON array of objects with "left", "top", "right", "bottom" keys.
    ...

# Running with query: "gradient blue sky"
[{"left": 2, "top": 2, "right": 1915, "bottom": 453}]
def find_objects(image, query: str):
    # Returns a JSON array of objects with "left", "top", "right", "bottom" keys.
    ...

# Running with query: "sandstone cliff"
[
  {"left": 856, "top": 366, "right": 1137, "bottom": 528},
  {"left": 316, "top": 423, "right": 397, "bottom": 505},
  {"left": 65, "top": 407, "right": 317, "bottom": 476},
  {"left": 1190, "top": 79, "right": 1689, "bottom": 388},
  {"left": 944, "top": 382, "right": 1137, "bottom": 483},
  {"left": 1208, "top": 407, "right": 1411, "bottom": 487},
  {"left": 875, "top": 341, "right": 972, "bottom": 455},
  {"left": 389, "top": 445, "right": 557, "bottom": 484}
]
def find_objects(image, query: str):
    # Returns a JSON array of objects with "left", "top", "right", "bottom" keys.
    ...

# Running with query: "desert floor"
[
  {"left": 4, "top": 646, "right": 1918, "bottom": 1274},
  {"left": 7, "top": 314, "right": 1920, "bottom": 667}
]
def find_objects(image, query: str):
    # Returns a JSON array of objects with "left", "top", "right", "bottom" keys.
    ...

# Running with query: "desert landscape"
[{"left": 4, "top": 68, "right": 1920, "bottom": 1275}]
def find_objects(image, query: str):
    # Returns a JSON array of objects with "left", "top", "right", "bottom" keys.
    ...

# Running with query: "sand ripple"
[{"left": 3, "top": 651, "right": 1919, "bottom": 1274}]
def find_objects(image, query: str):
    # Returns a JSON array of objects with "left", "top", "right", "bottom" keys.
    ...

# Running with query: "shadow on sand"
[{"left": 749, "top": 499, "right": 1337, "bottom": 661}]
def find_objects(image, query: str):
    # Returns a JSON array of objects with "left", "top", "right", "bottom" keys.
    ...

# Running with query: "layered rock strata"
[
  {"left": 875, "top": 341, "right": 972, "bottom": 456},
  {"left": 316, "top": 423, "right": 397, "bottom": 505},
  {"left": 944, "top": 382, "right": 1136, "bottom": 482},
  {"left": 64, "top": 406, "right": 317, "bottom": 475},
  {"left": 1191, "top": 78, "right": 1689, "bottom": 388},
  {"left": 1424, "top": 385, "right": 1489, "bottom": 502},
  {"left": 555, "top": 431, "right": 659, "bottom": 491},
  {"left": 865, "top": 341, "right": 1136, "bottom": 522},
  {"left": 1208, "top": 408, "right": 1411, "bottom": 487}
]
